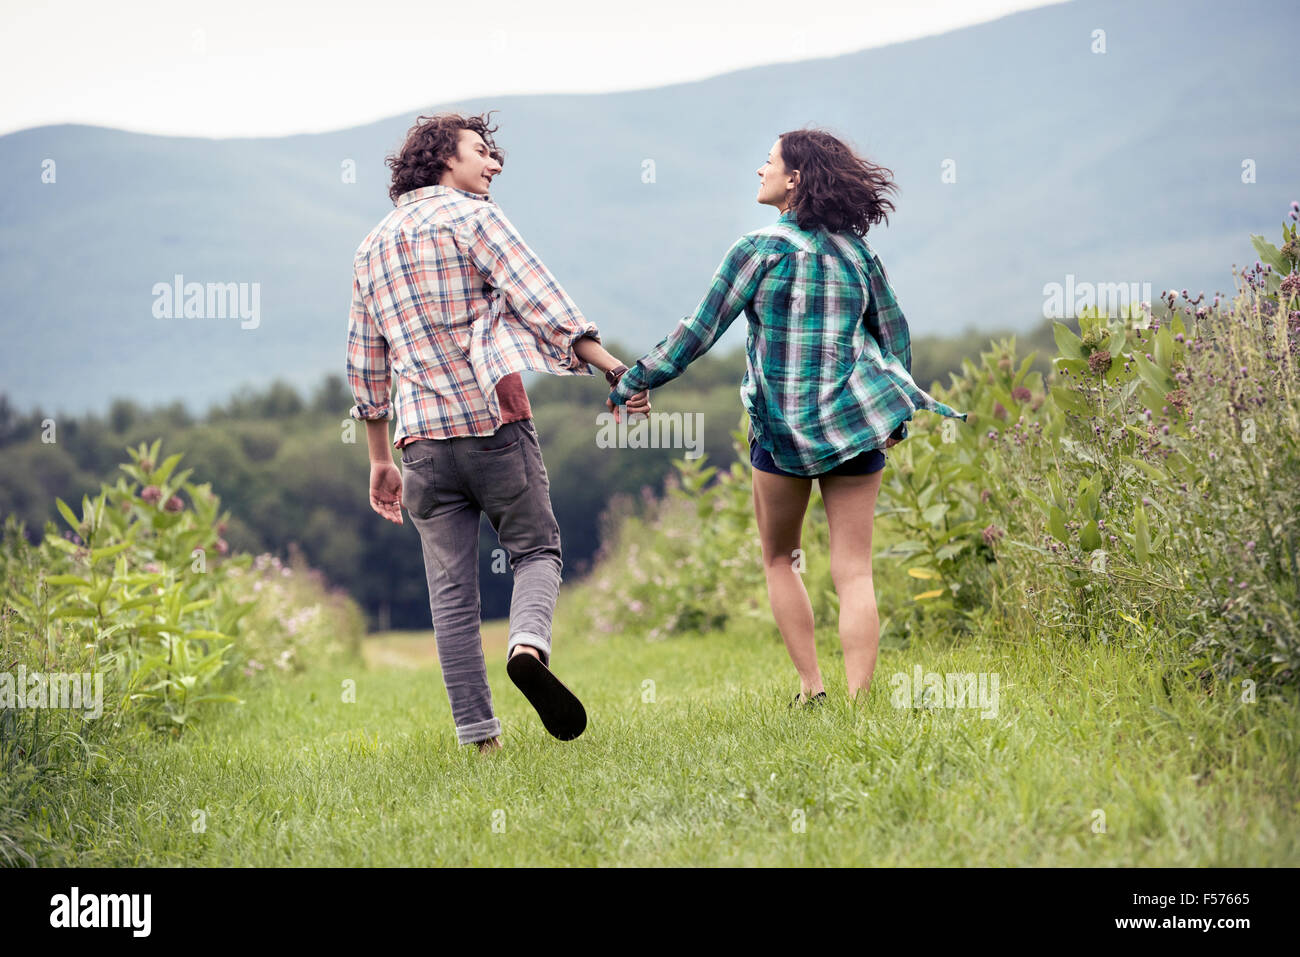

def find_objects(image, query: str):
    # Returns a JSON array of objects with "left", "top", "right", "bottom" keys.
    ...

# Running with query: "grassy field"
[{"left": 41, "top": 616, "right": 1300, "bottom": 867}]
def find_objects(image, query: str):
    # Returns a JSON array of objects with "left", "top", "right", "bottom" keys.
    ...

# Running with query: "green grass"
[{"left": 31, "top": 617, "right": 1300, "bottom": 866}]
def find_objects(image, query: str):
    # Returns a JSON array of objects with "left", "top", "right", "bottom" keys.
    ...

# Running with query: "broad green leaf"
[
  {"left": 90, "top": 543, "right": 129, "bottom": 563},
  {"left": 1053, "top": 321, "right": 1084, "bottom": 359},
  {"left": 1050, "top": 386, "right": 1093, "bottom": 416},
  {"left": 1154, "top": 327, "right": 1174, "bottom": 370},
  {"left": 935, "top": 542, "right": 969, "bottom": 561},
  {"left": 55, "top": 497, "right": 80, "bottom": 533},
  {"left": 1079, "top": 520, "right": 1103, "bottom": 552},
  {"left": 1049, "top": 506, "right": 1069, "bottom": 543},
  {"left": 44, "top": 574, "right": 90, "bottom": 586},
  {"left": 921, "top": 503, "right": 949, "bottom": 525}
]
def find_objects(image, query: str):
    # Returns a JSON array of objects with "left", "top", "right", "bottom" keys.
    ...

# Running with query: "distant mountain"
[{"left": 1, "top": 0, "right": 1296, "bottom": 417}]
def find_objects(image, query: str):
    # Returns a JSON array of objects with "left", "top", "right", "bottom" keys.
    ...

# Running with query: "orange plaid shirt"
[{"left": 347, "top": 184, "right": 602, "bottom": 448}]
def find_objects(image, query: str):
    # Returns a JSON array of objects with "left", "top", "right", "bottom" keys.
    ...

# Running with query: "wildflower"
[
  {"left": 993, "top": 401, "right": 1008, "bottom": 420},
  {"left": 141, "top": 485, "right": 162, "bottom": 505},
  {"left": 139, "top": 458, "right": 153, "bottom": 473},
  {"left": 1281, "top": 272, "right": 1300, "bottom": 298},
  {"left": 1245, "top": 541, "right": 1255, "bottom": 550},
  {"left": 216, "top": 538, "right": 229, "bottom": 556},
  {"left": 164, "top": 495, "right": 184, "bottom": 513},
  {"left": 982, "top": 524, "right": 1004, "bottom": 546},
  {"left": 980, "top": 488, "right": 993, "bottom": 504},
  {"left": 1088, "top": 350, "right": 1112, "bottom": 377},
  {"left": 1011, "top": 386, "right": 1032, "bottom": 402}
]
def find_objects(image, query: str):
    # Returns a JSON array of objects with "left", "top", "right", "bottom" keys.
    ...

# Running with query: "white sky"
[{"left": 0, "top": 0, "right": 1068, "bottom": 139}]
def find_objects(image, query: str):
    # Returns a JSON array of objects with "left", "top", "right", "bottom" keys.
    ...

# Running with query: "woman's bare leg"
[
  {"left": 751, "top": 468, "right": 821, "bottom": 696},
  {"left": 818, "top": 470, "right": 884, "bottom": 700}
]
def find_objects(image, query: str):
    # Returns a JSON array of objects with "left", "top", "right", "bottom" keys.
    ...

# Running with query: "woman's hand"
[{"left": 607, "top": 389, "right": 652, "bottom": 423}]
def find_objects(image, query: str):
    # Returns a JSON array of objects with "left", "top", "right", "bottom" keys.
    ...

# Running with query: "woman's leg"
[
  {"left": 818, "top": 470, "right": 885, "bottom": 700},
  {"left": 751, "top": 468, "right": 821, "bottom": 696}
]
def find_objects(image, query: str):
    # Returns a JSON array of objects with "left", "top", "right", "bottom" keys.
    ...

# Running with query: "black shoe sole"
[
  {"left": 507, "top": 653, "right": 587, "bottom": 741},
  {"left": 789, "top": 692, "right": 828, "bottom": 710}
]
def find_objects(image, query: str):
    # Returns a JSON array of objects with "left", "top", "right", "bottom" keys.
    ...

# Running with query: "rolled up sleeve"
[
  {"left": 457, "top": 205, "right": 600, "bottom": 374},
  {"left": 345, "top": 267, "right": 392, "bottom": 421},
  {"left": 611, "top": 236, "right": 763, "bottom": 404}
]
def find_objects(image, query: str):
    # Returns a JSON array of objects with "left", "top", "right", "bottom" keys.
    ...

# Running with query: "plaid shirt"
[
  {"left": 609, "top": 208, "right": 968, "bottom": 476},
  {"left": 347, "top": 184, "right": 601, "bottom": 446}
]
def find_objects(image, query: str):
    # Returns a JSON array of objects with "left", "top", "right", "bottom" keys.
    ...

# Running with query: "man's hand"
[
  {"left": 607, "top": 389, "right": 651, "bottom": 423},
  {"left": 369, "top": 462, "right": 404, "bottom": 524},
  {"left": 883, "top": 435, "right": 901, "bottom": 449}
]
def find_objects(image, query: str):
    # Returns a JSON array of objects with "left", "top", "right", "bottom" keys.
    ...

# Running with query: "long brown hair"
[
  {"left": 386, "top": 111, "right": 506, "bottom": 205},
  {"left": 778, "top": 128, "right": 897, "bottom": 236}
]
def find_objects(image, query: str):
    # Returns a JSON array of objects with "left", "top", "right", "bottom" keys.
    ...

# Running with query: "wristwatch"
[{"left": 605, "top": 364, "right": 629, "bottom": 387}]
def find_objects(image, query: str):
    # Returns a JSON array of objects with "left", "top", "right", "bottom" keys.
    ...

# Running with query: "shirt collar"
[
  {"left": 778, "top": 207, "right": 799, "bottom": 226},
  {"left": 396, "top": 183, "right": 493, "bottom": 206}
]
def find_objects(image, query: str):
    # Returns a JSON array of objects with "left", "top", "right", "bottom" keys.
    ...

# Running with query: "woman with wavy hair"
[{"left": 606, "top": 128, "right": 968, "bottom": 707}]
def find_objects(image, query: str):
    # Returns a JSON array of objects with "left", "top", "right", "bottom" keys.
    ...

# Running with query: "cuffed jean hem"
[
  {"left": 456, "top": 716, "right": 503, "bottom": 746},
  {"left": 507, "top": 631, "right": 552, "bottom": 668}
]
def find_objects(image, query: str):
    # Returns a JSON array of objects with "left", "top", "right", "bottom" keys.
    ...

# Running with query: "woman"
[{"left": 606, "top": 128, "right": 968, "bottom": 707}]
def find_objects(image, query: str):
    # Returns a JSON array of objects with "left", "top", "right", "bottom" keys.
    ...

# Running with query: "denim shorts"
[{"left": 747, "top": 426, "right": 886, "bottom": 478}]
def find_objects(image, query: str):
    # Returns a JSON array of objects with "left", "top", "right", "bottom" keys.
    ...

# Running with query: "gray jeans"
[{"left": 400, "top": 417, "right": 563, "bottom": 745}]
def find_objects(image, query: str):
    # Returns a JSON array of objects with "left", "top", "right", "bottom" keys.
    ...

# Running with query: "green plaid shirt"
[{"left": 609, "top": 208, "right": 969, "bottom": 475}]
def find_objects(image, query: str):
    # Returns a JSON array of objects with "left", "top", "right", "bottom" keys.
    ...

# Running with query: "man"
[{"left": 346, "top": 111, "right": 650, "bottom": 753}]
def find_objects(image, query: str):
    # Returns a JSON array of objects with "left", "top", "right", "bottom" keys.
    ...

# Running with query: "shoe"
[
  {"left": 507, "top": 651, "right": 587, "bottom": 741},
  {"left": 788, "top": 691, "right": 827, "bottom": 710}
]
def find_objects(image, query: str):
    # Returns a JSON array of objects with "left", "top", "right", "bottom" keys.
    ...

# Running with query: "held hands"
[
  {"left": 604, "top": 360, "right": 651, "bottom": 423},
  {"left": 607, "top": 389, "right": 651, "bottom": 423},
  {"left": 369, "top": 461, "right": 404, "bottom": 525}
]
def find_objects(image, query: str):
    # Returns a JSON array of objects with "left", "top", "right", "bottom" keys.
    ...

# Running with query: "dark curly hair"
[
  {"left": 777, "top": 128, "right": 897, "bottom": 236},
  {"left": 386, "top": 111, "right": 506, "bottom": 205}
]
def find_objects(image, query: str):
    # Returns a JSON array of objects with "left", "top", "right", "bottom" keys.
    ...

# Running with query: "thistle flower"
[
  {"left": 982, "top": 524, "right": 1004, "bottom": 546},
  {"left": 141, "top": 485, "right": 162, "bottom": 505},
  {"left": 164, "top": 495, "right": 184, "bottom": 513},
  {"left": 1088, "top": 349, "right": 1112, "bottom": 376},
  {"left": 1012, "top": 386, "right": 1032, "bottom": 402},
  {"left": 993, "top": 401, "right": 1008, "bottom": 420}
]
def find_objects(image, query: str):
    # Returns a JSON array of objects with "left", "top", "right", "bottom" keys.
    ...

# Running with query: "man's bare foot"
[{"left": 476, "top": 735, "right": 502, "bottom": 754}]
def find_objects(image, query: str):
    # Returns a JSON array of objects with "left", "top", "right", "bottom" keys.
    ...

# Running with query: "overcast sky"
[{"left": 1, "top": 0, "right": 1068, "bottom": 139}]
